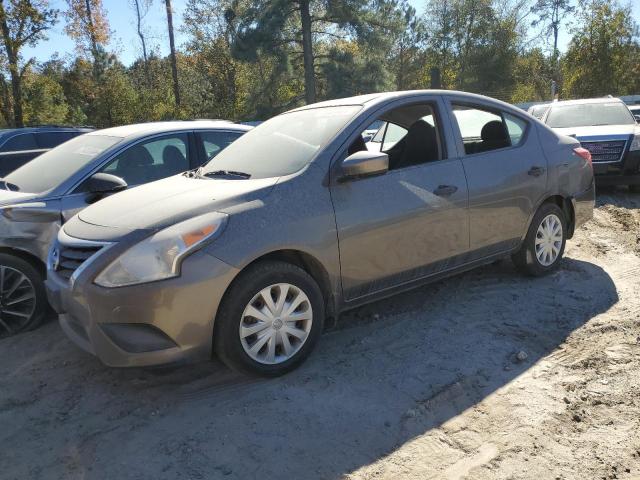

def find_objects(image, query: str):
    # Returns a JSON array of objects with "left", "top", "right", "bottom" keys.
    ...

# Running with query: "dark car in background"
[
  {"left": 0, "top": 126, "right": 93, "bottom": 177},
  {"left": 0, "top": 120, "right": 250, "bottom": 338},
  {"left": 541, "top": 97, "right": 640, "bottom": 192}
]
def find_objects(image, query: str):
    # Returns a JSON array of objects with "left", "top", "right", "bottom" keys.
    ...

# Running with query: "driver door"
[{"left": 330, "top": 99, "right": 470, "bottom": 302}]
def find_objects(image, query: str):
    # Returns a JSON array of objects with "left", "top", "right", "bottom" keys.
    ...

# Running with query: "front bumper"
[
  {"left": 46, "top": 242, "right": 239, "bottom": 368},
  {"left": 592, "top": 150, "right": 640, "bottom": 185}
]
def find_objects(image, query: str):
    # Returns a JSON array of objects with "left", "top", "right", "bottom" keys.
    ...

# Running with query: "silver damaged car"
[{"left": 46, "top": 91, "right": 595, "bottom": 376}]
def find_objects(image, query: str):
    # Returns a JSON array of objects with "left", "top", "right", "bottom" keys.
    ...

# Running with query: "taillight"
[{"left": 574, "top": 147, "right": 592, "bottom": 165}]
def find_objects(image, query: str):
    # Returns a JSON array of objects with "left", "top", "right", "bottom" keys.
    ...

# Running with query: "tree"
[
  {"left": 530, "top": 0, "right": 574, "bottom": 70},
  {"left": 64, "top": 0, "right": 110, "bottom": 79},
  {"left": 230, "top": 0, "right": 403, "bottom": 105},
  {"left": 164, "top": 0, "right": 180, "bottom": 107},
  {"left": 562, "top": 0, "right": 640, "bottom": 97},
  {"left": 131, "top": 0, "right": 151, "bottom": 86},
  {"left": 0, "top": 0, "right": 57, "bottom": 127}
]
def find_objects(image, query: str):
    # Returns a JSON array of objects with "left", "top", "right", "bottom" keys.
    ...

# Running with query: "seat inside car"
[
  {"left": 162, "top": 145, "right": 188, "bottom": 175},
  {"left": 478, "top": 120, "right": 510, "bottom": 152},
  {"left": 394, "top": 120, "right": 439, "bottom": 169},
  {"left": 118, "top": 145, "right": 155, "bottom": 185}
]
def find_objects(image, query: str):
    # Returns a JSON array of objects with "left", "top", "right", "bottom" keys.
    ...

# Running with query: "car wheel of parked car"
[
  {"left": 512, "top": 203, "right": 567, "bottom": 276},
  {"left": 214, "top": 261, "right": 325, "bottom": 376},
  {"left": 0, "top": 254, "right": 46, "bottom": 338}
]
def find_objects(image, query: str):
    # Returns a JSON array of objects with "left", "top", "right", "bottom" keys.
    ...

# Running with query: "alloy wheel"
[
  {"left": 0, "top": 266, "right": 37, "bottom": 337},
  {"left": 239, "top": 283, "right": 313, "bottom": 365},
  {"left": 535, "top": 214, "right": 563, "bottom": 267}
]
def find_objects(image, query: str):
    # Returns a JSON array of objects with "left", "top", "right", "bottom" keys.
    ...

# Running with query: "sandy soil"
[{"left": 1, "top": 191, "right": 639, "bottom": 480}]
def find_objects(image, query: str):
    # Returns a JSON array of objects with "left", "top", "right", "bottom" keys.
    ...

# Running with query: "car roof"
[
  {"left": 86, "top": 120, "right": 252, "bottom": 139},
  {"left": 290, "top": 90, "right": 526, "bottom": 114},
  {"left": 547, "top": 97, "right": 625, "bottom": 107}
]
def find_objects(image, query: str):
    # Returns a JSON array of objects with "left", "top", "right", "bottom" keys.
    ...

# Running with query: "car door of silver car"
[
  {"left": 447, "top": 98, "right": 548, "bottom": 255},
  {"left": 330, "top": 98, "right": 470, "bottom": 302}
]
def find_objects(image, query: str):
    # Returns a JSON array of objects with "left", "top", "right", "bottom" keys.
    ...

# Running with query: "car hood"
[
  {"left": 76, "top": 174, "right": 279, "bottom": 233},
  {"left": 552, "top": 124, "right": 638, "bottom": 139}
]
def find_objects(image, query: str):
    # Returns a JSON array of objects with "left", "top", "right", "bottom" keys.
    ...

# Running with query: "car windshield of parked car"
[
  {"left": 546, "top": 102, "right": 635, "bottom": 128},
  {"left": 200, "top": 105, "right": 362, "bottom": 179},
  {"left": 3, "top": 134, "right": 122, "bottom": 193}
]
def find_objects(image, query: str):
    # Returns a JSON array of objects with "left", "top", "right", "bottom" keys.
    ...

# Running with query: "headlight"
[
  {"left": 630, "top": 134, "right": 640, "bottom": 151},
  {"left": 94, "top": 212, "right": 228, "bottom": 287}
]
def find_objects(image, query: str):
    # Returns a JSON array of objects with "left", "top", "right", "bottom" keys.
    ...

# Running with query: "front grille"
[
  {"left": 54, "top": 244, "right": 103, "bottom": 280},
  {"left": 580, "top": 140, "right": 627, "bottom": 163}
]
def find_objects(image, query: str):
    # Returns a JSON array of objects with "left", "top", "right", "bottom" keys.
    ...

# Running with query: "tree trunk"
[
  {"left": 0, "top": 1, "right": 22, "bottom": 127},
  {"left": 299, "top": 0, "right": 316, "bottom": 104},
  {"left": 84, "top": 0, "right": 103, "bottom": 79},
  {"left": 134, "top": 0, "right": 150, "bottom": 86},
  {"left": 165, "top": 0, "right": 180, "bottom": 107}
]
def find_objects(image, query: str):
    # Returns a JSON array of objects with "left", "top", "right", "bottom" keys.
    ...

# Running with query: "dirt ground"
[{"left": 1, "top": 190, "right": 639, "bottom": 480}]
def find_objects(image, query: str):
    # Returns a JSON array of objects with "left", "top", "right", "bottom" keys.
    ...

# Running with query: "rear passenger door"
[{"left": 447, "top": 99, "right": 547, "bottom": 254}]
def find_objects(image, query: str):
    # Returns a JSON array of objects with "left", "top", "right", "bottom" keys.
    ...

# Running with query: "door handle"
[
  {"left": 433, "top": 185, "right": 458, "bottom": 197},
  {"left": 528, "top": 166, "right": 545, "bottom": 177}
]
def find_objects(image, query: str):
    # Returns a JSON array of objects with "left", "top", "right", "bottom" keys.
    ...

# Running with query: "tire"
[
  {"left": 214, "top": 261, "right": 325, "bottom": 376},
  {"left": 0, "top": 253, "right": 47, "bottom": 338},
  {"left": 512, "top": 203, "right": 567, "bottom": 276}
]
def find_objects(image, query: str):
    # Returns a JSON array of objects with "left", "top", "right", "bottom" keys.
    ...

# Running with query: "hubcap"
[
  {"left": 239, "top": 283, "right": 313, "bottom": 365},
  {"left": 0, "top": 266, "right": 36, "bottom": 337},
  {"left": 535, "top": 214, "right": 563, "bottom": 267}
]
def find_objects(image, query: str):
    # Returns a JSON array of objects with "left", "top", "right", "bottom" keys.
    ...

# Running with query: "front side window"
[
  {"left": 97, "top": 134, "right": 189, "bottom": 187},
  {"left": 200, "top": 105, "right": 361, "bottom": 179},
  {"left": 452, "top": 104, "right": 519, "bottom": 154},
  {"left": 347, "top": 103, "right": 443, "bottom": 171},
  {"left": 545, "top": 102, "right": 635, "bottom": 128}
]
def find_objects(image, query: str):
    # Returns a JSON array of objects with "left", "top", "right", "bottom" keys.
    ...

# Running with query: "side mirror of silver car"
[
  {"left": 339, "top": 150, "right": 389, "bottom": 182},
  {"left": 87, "top": 173, "right": 128, "bottom": 194}
]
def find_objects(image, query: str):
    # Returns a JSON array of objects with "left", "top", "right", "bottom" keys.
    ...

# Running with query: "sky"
[{"left": 24, "top": 0, "right": 640, "bottom": 67}]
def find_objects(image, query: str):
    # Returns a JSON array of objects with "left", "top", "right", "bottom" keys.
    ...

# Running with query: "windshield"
[
  {"left": 546, "top": 102, "right": 635, "bottom": 128},
  {"left": 200, "top": 105, "right": 362, "bottom": 179},
  {"left": 4, "top": 134, "right": 122, "bottom": 193}
]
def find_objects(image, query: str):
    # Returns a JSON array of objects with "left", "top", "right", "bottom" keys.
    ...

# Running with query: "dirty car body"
[{"left": 46, "top": 91, "right": 595, "bottom": 375}]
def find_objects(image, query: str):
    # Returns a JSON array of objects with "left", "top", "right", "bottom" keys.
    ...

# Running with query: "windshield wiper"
[{"left": 202, "top": 170, "right": 251, "bottom": 179}]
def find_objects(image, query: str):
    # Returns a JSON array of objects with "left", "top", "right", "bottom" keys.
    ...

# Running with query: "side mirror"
[
  {"left": 86, "top": 173, "right": 127, "bottom": 194},
  {"left": 339, "top": 150, "right": 388, "bottom": 182}
]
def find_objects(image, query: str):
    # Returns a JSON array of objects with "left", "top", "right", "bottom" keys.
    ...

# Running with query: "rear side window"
[
  {"left": 36, "top": 131, "right": 79, "bottom": 149},
  {"left": 198, "top": 130, "right": 244, "bottom": 162},
  {"left": 452, "top": 104, "right": 527, "bottom": 155},
  {"left": 504, "top": 114, "right": 527, "bottom": 146},
  {"left": 1, "top": 133, "right": 38, "bottom": 152}
]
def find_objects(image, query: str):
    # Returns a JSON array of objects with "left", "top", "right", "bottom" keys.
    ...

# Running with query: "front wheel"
[
  {"left": 0, "top": 253, "right": 47, "bottom": 338},
  {"left": 214, "top": 261, "right": 325, "bottom": 376},
  {"left": 512, "top": 203, "right": 567, "bottom": 276}
]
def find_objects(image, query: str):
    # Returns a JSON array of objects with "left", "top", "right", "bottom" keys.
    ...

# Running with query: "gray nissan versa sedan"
[
  {"left": 0, "top": 120, "right": 250, "bottom": 338},
  {"left": 45, "top": 91, "right": 595, "bottom": 376}
]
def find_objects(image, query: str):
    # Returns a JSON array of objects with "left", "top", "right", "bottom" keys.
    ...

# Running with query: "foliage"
[{"left": 0, "top": 0, "right": 639, "bottom": 129}]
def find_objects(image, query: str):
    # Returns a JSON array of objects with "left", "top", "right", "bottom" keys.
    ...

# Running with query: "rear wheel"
[
  {"left": 214, "top": 261, "right": 324, "bottom": 376},
  {"left": 0, "top": 254, "right": 46, "bottom": 338},
  {"left": 512, "top": 203, "right": 567, "bottom": 276}
]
